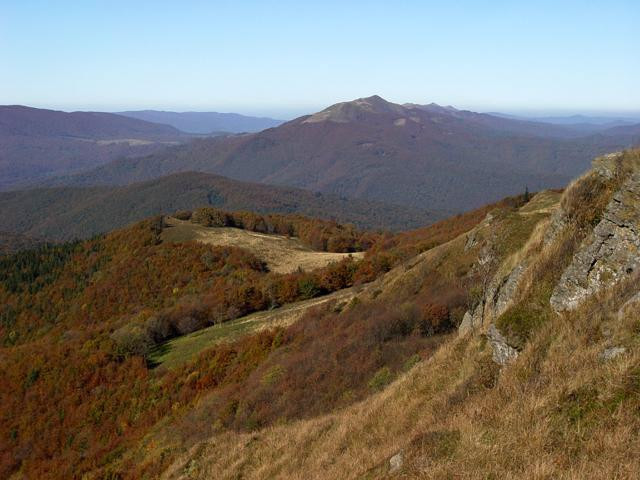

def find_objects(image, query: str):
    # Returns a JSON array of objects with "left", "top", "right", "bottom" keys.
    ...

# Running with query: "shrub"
[
  {"left": 368, "top": 366, "right": 393, "bottom": 391},
  {"left": 174, "top": 210, "right": 192, "bottom": 220},
  {"left": 111, "top": 324, "right": 154, "bottom": 358}
]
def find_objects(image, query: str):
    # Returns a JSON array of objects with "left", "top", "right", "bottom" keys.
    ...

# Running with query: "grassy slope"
[
  {"left": 150, "top": 287, "right": 359, "bottom": 369},
  {"left": 156, "top": 152, "right": 640, "bottom": 479},
  {"left": 113, "top": 188, "right": 555, "bottom": 477},
  {"left": 0, "top": 185, "right": 555, "bottom": 479},
  {"left": 163, "top": 287, "right": 639, "bottom": 480}
]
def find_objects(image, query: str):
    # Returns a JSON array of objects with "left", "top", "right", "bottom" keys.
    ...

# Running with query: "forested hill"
[
  {"left": 0, "top": 171, "right": 442, "bottom": 243},
  {"left": 0, "top": 105, "right": 186, "bottom": 190}
]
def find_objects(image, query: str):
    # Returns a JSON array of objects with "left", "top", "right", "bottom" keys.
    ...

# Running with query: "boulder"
[
  {"left": 486, "top": 324, "right": 519, "bottom": 366},
  {"left": 389, "top": 452, "right": 403, "bottom": 473}
]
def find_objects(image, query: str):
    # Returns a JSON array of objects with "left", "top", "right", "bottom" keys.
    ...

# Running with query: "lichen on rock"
[
  {"left": 551, "top": 170, "right": 640, "bottom": 312},
  {"left": 486, "top": 324, "right": 519, "bottom": 365}
]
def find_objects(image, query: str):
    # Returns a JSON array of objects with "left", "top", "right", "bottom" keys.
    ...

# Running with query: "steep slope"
[
  {"left": 0, "top": 105, "right": 186, "bottom": 189},
  {"left": 57, "top": 96, "right": 638, "bottom": 211},
  {"left": 0, "top": 171, "right": 440, "bottom": 242},
  {"left": 118, "top": 110, "right": 283, "bottom": 134},
  {"left": 157, "top": 150, "right": 640, "bottom": 479}
]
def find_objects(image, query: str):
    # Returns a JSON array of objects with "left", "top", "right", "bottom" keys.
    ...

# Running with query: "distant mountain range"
[
  {"left": 0, "top": 171, "right": 441, "bottom": 242},
  {"left": 0, "top": 105, "right": 187, "bottom": 190},
  {"left": 489, "top": 111, "right": 640, "bottom": 131},
  {"left": 118, "top": 110, "right": 283, "bottom": 134},
  {"left": 49, "top": 95, "right": 640, "bottom": 212}
]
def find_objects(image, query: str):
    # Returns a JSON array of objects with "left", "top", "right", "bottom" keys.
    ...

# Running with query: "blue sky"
[{"left": 1, "top": 0, "right": 638, "bottom": 118}]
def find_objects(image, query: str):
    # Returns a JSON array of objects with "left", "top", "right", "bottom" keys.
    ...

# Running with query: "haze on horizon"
[{"left": 1, "top": 0, "right": 638, "bottom": 119}]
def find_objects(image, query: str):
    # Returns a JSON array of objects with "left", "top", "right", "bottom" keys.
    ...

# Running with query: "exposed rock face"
[
  {"left": 458, "top": 311, "right": 475, "bottom": 336},
  {"left": 464, "top": 230, "right": 479, "bottom": 252},
  {"left": 618, "top": 291, "right": 640, "bottom": 320},
  {"left": 486, "top": 324, "right": 519, "bottom": 365},
  {"left": 593, "top": 152, "right": 623, "bottom": 180},
  {"left": 458, "top": 263, "right": 527, "bottom": 336},
  {"left": 551, "top": 171, "right": 640, "bottom": 312},
  {"left": 543, "top": 208, "right": 568, "bottom": 246}
]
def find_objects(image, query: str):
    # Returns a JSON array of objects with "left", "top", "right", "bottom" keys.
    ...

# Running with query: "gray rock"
[
  {"left": 458, "top": 262, "right": 528, "bottom": 337},
  {"left": 618, "top": 292, "right": 640, "bottom": 321},
  {"left": 464, "top": 230, "right": 479, "bottom": 252},
  {"left": 458, "top": 311, "right": 474, "bottom": 336},
  {"left": 389, "top": 452, "right": 403, "bottom": 473},
  {"left": 490, "top": 264, "right": 526, "bottom": 320},
  {"left": 543, "top": 210, "right": 568, "bottom": 246},
  {"left": 551, "top": 172, "right": 640, "bottom": 312},
  {"left": 593, "top": 152, "right": 623, "bottom": 180},
  {"left": 486, "top": 324, "right": 519, "bottom": 366},
  {"left": 600, "top": 346, "right": 627, "bottom": 361}
]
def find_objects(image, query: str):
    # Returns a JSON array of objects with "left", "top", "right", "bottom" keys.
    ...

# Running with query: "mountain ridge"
[
  {"left": 0, "top": 171, "right": 442, "bottom": 243},
  {"left": 118, "top": 109, "right": 283, "bottom": 134},
  {"left": 0, "top": 105, "right": 187, "bottom": 190},
  {"left": 48, "top": 95, "right": 640, "bottom": 212}
]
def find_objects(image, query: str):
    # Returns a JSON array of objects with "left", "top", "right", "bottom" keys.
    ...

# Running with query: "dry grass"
[
  {"left": 155, "top": 155, "right": 640, "bottom": 479},
  {"left": 162, "top": 217, "right": 363, "bottom": 273},
  {"left": 159, "top": 273, "right": 640, "bottom": 480}
]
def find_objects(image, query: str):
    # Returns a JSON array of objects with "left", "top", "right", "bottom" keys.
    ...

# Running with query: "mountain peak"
[
  {"left": 404, "top": 102, "right": 459, "bottom": 114},
  {"left": 303, "top": 95, "right": 406, "bottom": 124}
]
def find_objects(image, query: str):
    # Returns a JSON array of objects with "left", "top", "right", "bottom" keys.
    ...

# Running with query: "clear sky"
[{"left": 1, "top": 0, "right": 638, "bottom": 119}]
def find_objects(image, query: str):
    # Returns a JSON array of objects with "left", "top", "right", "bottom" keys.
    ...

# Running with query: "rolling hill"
[
  {"left": 53, "top": 96, "right": 640, "bottom": 212},
  {"left": 118, "top": 110, "right": 283, "bottom": 134},
  {"left": 0, "top": 171, "right": 441, "bottom": 242},
  {"left": 0, "top": 105, "right": 187, "bottom": 190}
]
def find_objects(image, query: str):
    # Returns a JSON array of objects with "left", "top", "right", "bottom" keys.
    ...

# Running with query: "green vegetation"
[
  {"left": 368, "top": 366, "right": 393, "bottom": 391},
  {"left": 148, "top": 315, "right": 256, "bottom": 369}
]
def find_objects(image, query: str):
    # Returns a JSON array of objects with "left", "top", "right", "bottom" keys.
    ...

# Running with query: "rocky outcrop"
[
  {"left": 459, "top": 262, "right": 527, "bottom": 336},
  {"left": 593, "top": 152, "right": 623, "bottom": 180},
  {"left": 617, "top": 291, "right": 640, "bottom": 321},
  {"left": 486, "top": 324, "right": 519, "bottom": 365},
  {"left": 551, "top": 170, "right": 640, "bottom": 312}
]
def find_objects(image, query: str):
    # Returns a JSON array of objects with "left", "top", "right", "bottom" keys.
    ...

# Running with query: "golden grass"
[
  {"left": 162, "top": 217, "right": 364, "bottom": 273},
  {"left": 159, "top": 280, "right": 639, "bottom": 480},
  {"left": 155, "top": 155, "right": 640, "bottom": 479}
]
